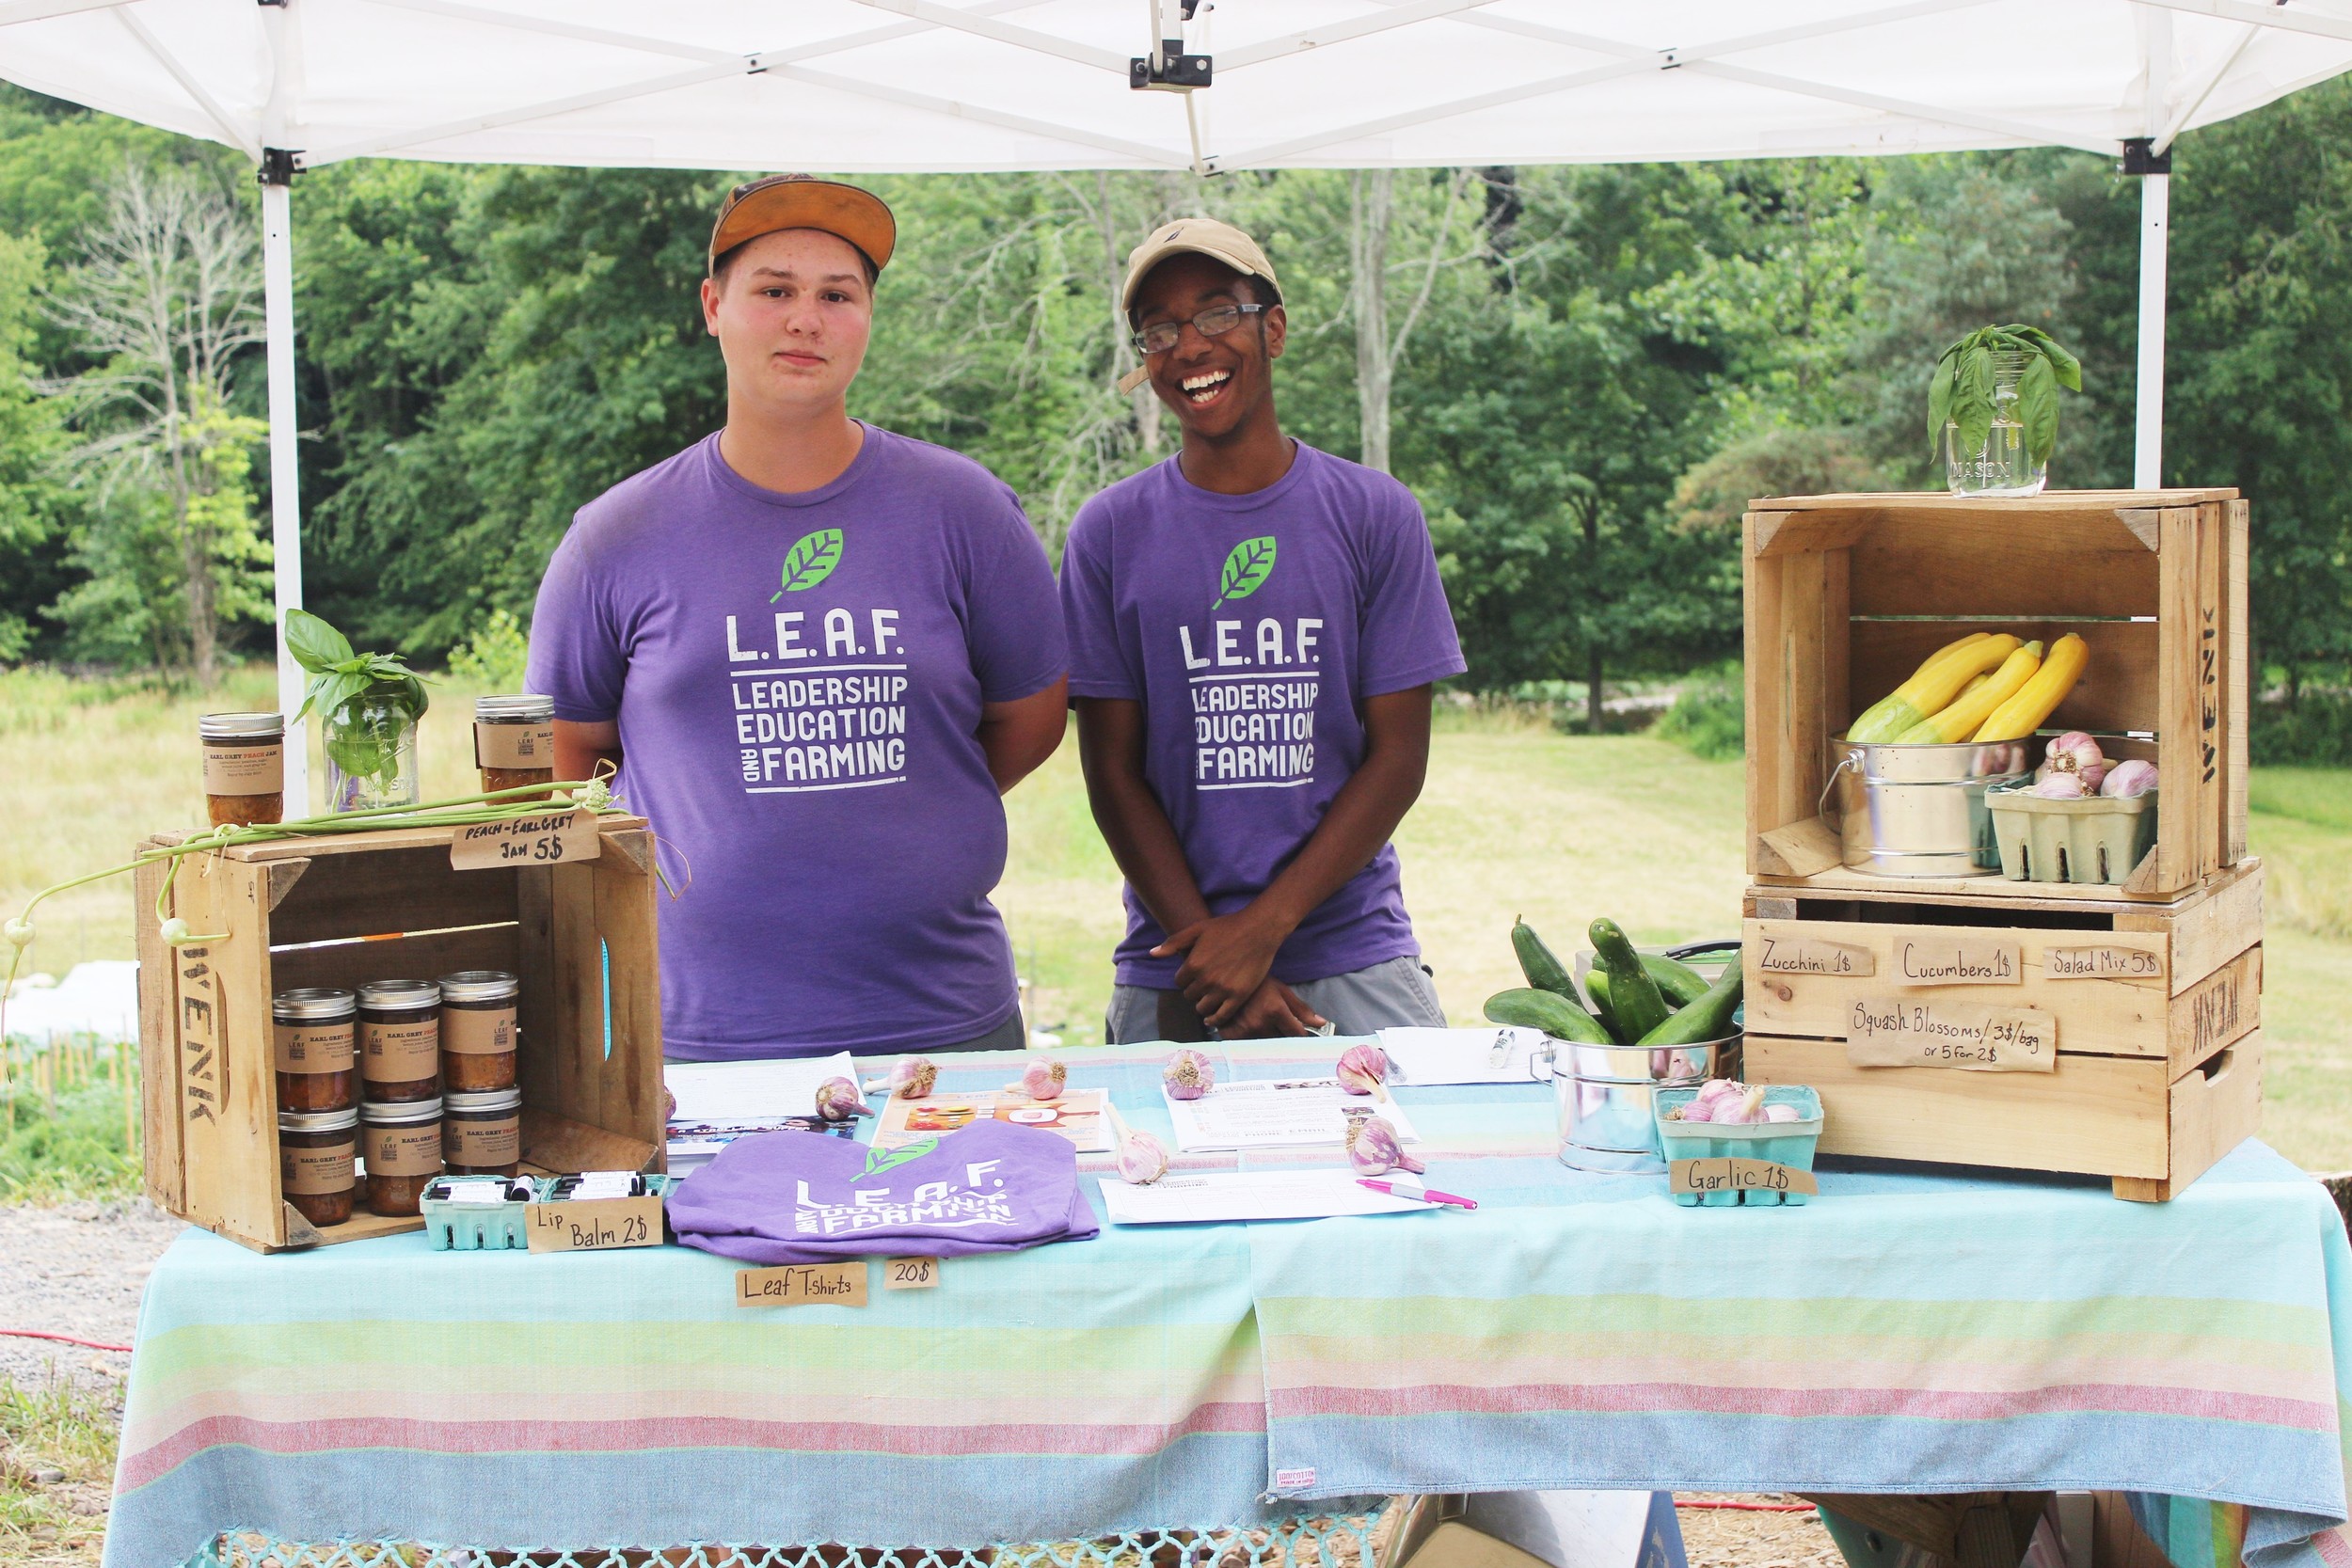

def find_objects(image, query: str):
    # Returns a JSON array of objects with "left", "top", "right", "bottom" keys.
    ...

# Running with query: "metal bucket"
[
  {"left": 1533, "top": 1031, "right": 1740, "bottom": 1173},
  {"left": 1829, "top": 738, "right": 2032, "bottom": 878}
]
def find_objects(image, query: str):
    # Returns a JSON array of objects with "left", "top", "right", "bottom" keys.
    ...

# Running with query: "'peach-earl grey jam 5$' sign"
[{"left": 1846, "top": 996, "right": 2056, "bottom": 1072}]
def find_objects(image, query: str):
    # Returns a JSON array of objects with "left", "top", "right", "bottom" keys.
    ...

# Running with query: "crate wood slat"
[
  {"left": 1744, "top": 490, "right": 2248, "bottom": 906},
  {"left": 135, "top": 816, "right": 661, "bottom": 1253}
]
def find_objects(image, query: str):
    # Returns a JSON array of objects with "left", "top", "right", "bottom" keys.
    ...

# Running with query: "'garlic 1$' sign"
[{"left": 1846, "top": 996, "right": 2056, "bottom": 1072}]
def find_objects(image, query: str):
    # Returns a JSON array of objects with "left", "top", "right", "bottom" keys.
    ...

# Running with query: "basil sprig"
[
  {"left": 285, "top": 608, "right": 432, "bottom": 786},
  {"left": 1928, "top": 324, "right": 2082, "bottom": 468}
]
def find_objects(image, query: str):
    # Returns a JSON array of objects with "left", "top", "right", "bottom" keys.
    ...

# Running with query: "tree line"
[{"left": 1, "top": 79, "right": 2348, "bottom": 737}]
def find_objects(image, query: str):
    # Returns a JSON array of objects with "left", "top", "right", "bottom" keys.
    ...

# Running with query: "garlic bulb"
[
  {"left": 888, "top": 1056, "right": 938, "bottom": 1100},
  {"left": 2045, "top": 732, "right": 2109, "bottom": 792},
  {"left": 1335, "top": 1042, "right": 1390, "bottom": 1098},
  {"left": 1009, "top": 1056, "right": 1067, "bottom": 1101},
  {"left": 1763, "top": 1103, "right": 1803, "bottom": 1123},
  {"left": 2030, "top": 771, "right": 2088, "bottom": 800},
  {"left": 814, "top": 1076, "right": 873, "bottom": 1121},
  {"left": 1346, "top": 1114, "right": 1425, "bottom": 1177},
  {"left": 2101, "top": 759, "right": 2158, "bottom": 799},
  {"left": 1117, "top": 1130, "right": 1170, "bottom": 1185},
  {"left": 1163, "top": 1049, "right": 1216, "bottom": 1101}
]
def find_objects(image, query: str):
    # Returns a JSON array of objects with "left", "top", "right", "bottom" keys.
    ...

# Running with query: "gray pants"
[
  {"left": 1105, "top": 954, "right": 1446, "bottom": 1044},
  {"left": 665, "top": 1007, "right": 1025, "bottom": 1064}
]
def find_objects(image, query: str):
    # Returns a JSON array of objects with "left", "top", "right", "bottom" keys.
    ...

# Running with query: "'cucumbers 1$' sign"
[{"left": 451, "top": 809, "right": 601, "bottom": 871}]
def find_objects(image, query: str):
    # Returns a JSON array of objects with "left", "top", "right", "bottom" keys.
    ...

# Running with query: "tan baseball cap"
[
  {"left": 708, "top": 175, "right": 897, "bottom": 276},
  {"left": 1119, "top": 217, "right": 1279, "bottom": 315}
]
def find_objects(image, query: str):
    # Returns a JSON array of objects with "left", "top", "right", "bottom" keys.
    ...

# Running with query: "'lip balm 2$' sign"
[{"left": 1846, "top": 995, "right": 2056, "bottom": 1072}]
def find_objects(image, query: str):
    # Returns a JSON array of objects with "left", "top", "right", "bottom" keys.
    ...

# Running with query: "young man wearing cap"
[
  {"left": 1060, "top": 220, "right": 1468, "bottom": 1042},
  {"left": 529, "top": 176, "right": 1069, "bottom": 1061}
]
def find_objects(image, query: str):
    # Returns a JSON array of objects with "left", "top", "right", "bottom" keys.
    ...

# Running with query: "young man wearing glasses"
[
  {"left": 529, "top": 176, "right": 1069, "bottom": 1061},
  {"left": 1060, "top": 219, "right": 1467, "bottom": 1043}
]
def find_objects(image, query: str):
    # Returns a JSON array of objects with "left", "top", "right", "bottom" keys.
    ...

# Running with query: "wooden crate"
[
  {"left": 1741, "top": 859, "right": 2264, "bottom": 1200},
  {"left": 134, "top": 816, "right": 665, "bottom": 1252},
  {"left": 1744, "top": 489, "right": 2249, "bottom": 904}
]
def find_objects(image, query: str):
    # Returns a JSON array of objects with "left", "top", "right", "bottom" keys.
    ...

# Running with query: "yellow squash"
[
  {"left": 1894, "top": 641, "right": 2043, "bottom": 743},
  {"left": 1972, "top": 633, "right": 2090, "bottom": 742},
  {"left": 1844, "top": 632, "right": 1990, "bottom": 741},
  {"left": 1850, "top": 634, "right": 2022, "bottom": 743}
]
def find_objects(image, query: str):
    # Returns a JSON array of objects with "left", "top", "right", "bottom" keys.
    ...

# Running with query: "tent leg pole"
[
  {"left": 262, "top": 177, "right": 309, "bottom": 815},
  {"left": 2133, "top": 169, "right": 2169, "bottom": 491}
]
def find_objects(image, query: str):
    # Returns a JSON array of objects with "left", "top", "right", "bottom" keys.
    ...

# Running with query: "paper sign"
[
  {"left": 1847, "top": 995, "right": 2056, "bottom": 1071},
  {"left": 1755, "top": 934, "right": 1875, "bottom": 977},
  {"left": 882, "top": 1257, "right": 940, "bottom": 1290},
  {"left": 1893, "top": 937, "right": 2021, "bottom": 986},
  {"left": 525, "top": 1196, "right": 662, "bottom": 1252},
  {"left": 1670, "top": 1158, "right": 1820, "bottom": 1197},
  {"left": 734, "top": 1261, "right": 869, "bottom": 1307},
  {"left": 450, "top": 809, "right": 600, "bottom": 871},
  {"left": 2046, "top": 944, "right": 2167, "bottom": 982}
]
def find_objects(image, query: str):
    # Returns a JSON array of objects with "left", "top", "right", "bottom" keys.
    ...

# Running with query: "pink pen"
[{"left": 1358, "top": 1178, "right": 1478, "bottom": 1211}]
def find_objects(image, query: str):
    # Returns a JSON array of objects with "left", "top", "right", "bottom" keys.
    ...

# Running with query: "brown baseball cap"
[
  {"left": 708, "top": 175, "right": 897, "bottom": 276},
  {"left": 1120, "top": 217, "right": 1279, "bottom": 314}
]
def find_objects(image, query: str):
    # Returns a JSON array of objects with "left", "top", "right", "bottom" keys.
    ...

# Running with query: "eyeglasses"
[{"left": 1131, "top": 302, "right": 1266, "bottom": 357}]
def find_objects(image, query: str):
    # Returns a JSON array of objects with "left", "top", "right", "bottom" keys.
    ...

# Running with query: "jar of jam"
[
  {"left": 278, "top": 1107, "right": 358, "bottom": 1227},
  {"left": 443, "top": 1087, "right": 523, "bottom": 1177},
  {"left": 437, "top": 970, "right": 519, "bottom": 1093},
  {"left": 476, "top": 694, "right": 557, "bottom": 800},
  {"left": 360, "top": 1097, "right": 444, "bottom": 1216},
  {"left": 272, "top": 987, "right": 356, "bottom": 1113},
  {"left": 200, "top": 712, "right": 286, "bottom": 827},
  {"left": 358, "top": 978, "right": 440, "bottom": 1102}
]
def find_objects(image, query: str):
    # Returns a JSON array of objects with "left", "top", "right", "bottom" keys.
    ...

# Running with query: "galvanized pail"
[{"left": 1829, "top": 738, "right": 2032, "bottom": 878}]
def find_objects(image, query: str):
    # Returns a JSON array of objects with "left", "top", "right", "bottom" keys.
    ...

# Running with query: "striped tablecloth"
[{"left": 105, "top": 1040, "right": 2352, "bottom": 1568}]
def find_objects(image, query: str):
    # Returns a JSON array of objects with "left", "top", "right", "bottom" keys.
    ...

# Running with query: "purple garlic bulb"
[
  {"left": 814, "top": 1076, "right": 873, "bottom": 1122},
  {"left": 888, "top": 1056, "right": 939, "bottom": 1101},
  {"left": 1010, "top": 1056, "right": 1066, "bottom": 1101},
  {"left": 2031, "top": 771, "right": 2088, "bottom": 800},
  {"left": 2045, "top": 732, "right": 2109, "bottom": 793},
  {"left": 2101, "top": 759, "right": 2158, "bottom": 799},
  {"left": 1164, "top": 1049, "right": 1216, "bottom": 1101},
  {"left": 1763, "top": 1103, "right": 1803, "bottom": 1123},
  {"left": 1335, "top": 1042, "right": 1390, "bottom": 1097},
  {"left": 1117, "top": 1130, "right": 1170, "bottom": 1185},
  {"left": 1346, "top": 1114, "right": 1425, "bottom": 1177}
]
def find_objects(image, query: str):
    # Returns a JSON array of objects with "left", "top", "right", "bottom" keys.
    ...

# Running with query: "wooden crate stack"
[
  {"left": 135, "top": 816, "right": 666, "bottom": 1251},
  {"left": 1738, "top": 490, "right": 2262, "bottom": 1200}
]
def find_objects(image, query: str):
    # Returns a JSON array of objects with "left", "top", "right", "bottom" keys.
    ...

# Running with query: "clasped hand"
[{"left": 1152, "top": 909, "right": 1327, "bottom": 1038}]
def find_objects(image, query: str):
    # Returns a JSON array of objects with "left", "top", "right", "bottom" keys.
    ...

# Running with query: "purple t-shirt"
[
  {"left": 1059, "top": 442, "right": 1466, "bottom": 988},
  {"left": 528, "top": 427, "right": 1065, "bottom": 1059}
]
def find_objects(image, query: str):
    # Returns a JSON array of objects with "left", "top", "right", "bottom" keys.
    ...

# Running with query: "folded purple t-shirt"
[{"left": 666, "top": 1120, "right": 1099, "bottom": 1264}]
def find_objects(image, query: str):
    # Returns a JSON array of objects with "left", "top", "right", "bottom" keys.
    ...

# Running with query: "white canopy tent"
[{"left": 4, "top": 0, "right": 2349, "bottom": 805}]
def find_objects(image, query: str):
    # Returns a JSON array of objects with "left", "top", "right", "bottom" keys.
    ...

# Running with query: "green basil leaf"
[
  {"left": 1955, "top": 345, "right": 1996, "bottom": 461},
  {"left": 284, "top": 609, "right": 354, "bottom": 673},
  {"left": 2020, "top": 354, "right": 2060, "bottom": 466},
  {"left": 1927, "top": 360, "right": 1957, "bottom": 452}
]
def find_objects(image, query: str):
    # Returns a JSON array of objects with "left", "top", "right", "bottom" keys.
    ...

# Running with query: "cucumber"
[
  {"left": 1484, "top": 987, "right": 1613, "bottom": 1046},
  {"left": 1642, "top": 954, "right": 1712, "bottom": 1008},
  {"left": 1589, "top": 918, "right": 1672, "bottom": 1042},
  {"left": 1581, "top": 969, "right": 1631, "bottom": 1044},
  {"left": 1635, "top": 963, "right": 1743, "bottom": 1046},
  {"left": 1511, "top": 917, "right": 1579, "bottom": 999}
]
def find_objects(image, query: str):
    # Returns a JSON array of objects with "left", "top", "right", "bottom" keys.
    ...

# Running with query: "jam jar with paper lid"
[
  {"left": 278, "top": 1107, "right": 358, "bottom": 1227},
  {"left": 443, "top": 1086, "right": 522, "bottom": 1177},
  {"left": 361, "top": 1097, "right": 444, "bottom": 1216},
  {"left": 475, "top": 694, "right": 557, "bottom": 800},
  {"left": 272, "top": 987, "right": 356, "bottom": 1113},
  {"left": 358, "top": 978, "right": 440, "bottom": 1102},
  {"left": 437, "top": 970, "right": 517, "bottom": 1093},
  {"left": 199, "top": 712, "right": 286, "bottom": 827}
]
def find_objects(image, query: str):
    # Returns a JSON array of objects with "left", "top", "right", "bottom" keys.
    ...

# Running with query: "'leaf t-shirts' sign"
[
  {"left": 528, "top": 429, "right": 1066, "bottom": 1060},
  {"left": 1060, "top": 444, "right": 1467, "bottom": 988}
]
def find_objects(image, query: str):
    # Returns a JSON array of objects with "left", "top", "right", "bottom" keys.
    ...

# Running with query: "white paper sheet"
[
  {"left": 1100, "top": 1170, "right": 1428, "bottom": 1225},
  {"left": 1162, "top": 1077, "right": 1421, "bottom": 1152},
  {"left": 1377, "top": 1026, "right": 1549, "bottom": 1085},
  {"left": 664, "top": 1052, "right": 856, "bottom": 1124}
]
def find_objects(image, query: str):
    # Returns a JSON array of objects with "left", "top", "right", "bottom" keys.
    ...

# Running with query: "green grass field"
[{"left": 6, "top": 666, "right": 2351, "bottom": 1168}]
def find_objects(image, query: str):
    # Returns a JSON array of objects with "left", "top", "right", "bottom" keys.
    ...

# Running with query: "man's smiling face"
[
  {"left": 701, "top": 228, "right": 874, "bottom": 416},
  {"left": 1133, "top": 252, "right": 1285, "bottom": 440}
]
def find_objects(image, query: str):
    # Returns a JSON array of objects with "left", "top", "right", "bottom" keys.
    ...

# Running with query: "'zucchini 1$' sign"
[{"left": 1845, "top": 995, "right": 2056, "bottom": 1072}]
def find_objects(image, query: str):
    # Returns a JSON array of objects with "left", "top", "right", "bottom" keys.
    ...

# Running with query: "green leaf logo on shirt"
[
  {"left": 770, "top": 528, "right": 844, "bottom": 602},
  {"left": 861, "top": 1138, "right": 936, "bottom": 1179},
  {"left": 1212, "top": 536, "right": 1277, "bottom": 612}
]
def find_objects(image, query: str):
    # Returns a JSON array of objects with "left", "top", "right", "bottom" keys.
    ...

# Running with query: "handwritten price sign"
[
  {"left": 450, "top": 809, "right": 601, "bottom": 872},
  {"left": 1846, "top": 995, "right": 2056, "bottom": 1072},
  {"left": 524, "top": 1195, "right": 662, "bottom": 1252}
]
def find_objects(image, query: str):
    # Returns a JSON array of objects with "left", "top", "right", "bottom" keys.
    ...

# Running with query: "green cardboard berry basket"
[
  {"left": 421, "top": 1174, "right": 677, "bottom": 1250},
  {"left": 1652, "top": 1085, "right": 1824, "bottom": 1208},
  {"left": 1985, "top": 779, "right": 2158, "bottom": 884}
]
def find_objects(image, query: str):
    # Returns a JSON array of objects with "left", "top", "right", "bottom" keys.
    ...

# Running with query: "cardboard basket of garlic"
[
  {"left": 1654, "top": 1083, "right": 1824, "bottom": 1207},
  {"left": 1743, "top": 488, "right": 2248, "bottom": 905}
]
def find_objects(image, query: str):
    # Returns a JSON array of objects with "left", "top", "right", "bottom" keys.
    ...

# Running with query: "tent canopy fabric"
[{"left": 2, "top": 0, "right": 2348, "bottom": 177}]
